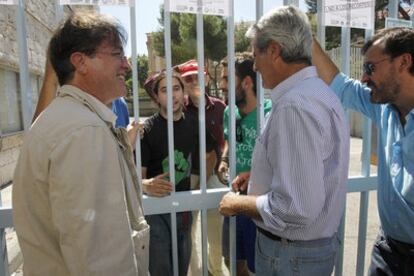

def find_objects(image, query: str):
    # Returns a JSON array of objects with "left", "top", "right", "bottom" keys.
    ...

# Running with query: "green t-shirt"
[{"left": 223, "top": 99, "right": 272, "bottom": 174}]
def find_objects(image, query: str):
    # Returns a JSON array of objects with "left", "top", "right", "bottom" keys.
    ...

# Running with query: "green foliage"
[
  {"left": 152, "top": 5, "right": 227, "bottom": 65},
  {"left": 124, "top": 54, "right": 149, "bottom": 101},
  {"left": 235, "top": 21, "right": 251, "bottom": 53}
]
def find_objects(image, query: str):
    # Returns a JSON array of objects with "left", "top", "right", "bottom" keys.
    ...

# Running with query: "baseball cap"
[{"left": 177, "top": 59, "right": 206, "bottom": 77}]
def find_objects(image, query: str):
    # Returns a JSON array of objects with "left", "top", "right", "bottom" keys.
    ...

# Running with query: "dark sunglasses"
[
  {"left": 362, "top": 57, "right": 390, "bottom": 76},
  {"left": 236, "top": 118, "right": 243, "bottom": 143}
]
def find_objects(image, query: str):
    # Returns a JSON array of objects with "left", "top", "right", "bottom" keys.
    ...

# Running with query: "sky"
[{"left": 101, "top": 0, "right": 308, "bottom": 56}]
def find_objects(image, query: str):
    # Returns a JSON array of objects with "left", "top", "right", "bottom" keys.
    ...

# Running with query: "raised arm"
[
  {"left": 32, "top": 55, "right": 59, "bottom": 123},
  {"left": 312, "top": 38, "right": 340, "bottom": 85}
]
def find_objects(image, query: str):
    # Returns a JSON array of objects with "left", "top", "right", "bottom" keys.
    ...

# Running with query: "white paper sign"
[
  {"left": 59, "top": 0, "right": 132, "bottom": 6},
  {"left": 169, "top": 0, "right": 228, "bottom": 16},
  {"left": 0, "top": 0, "right": 17, "bottom": 5},
  {"left": 324, "top": 0, "right": 375, "bottom": 29},
  {"left": 385, "top": 17, "right": 413, "bottom": 28}
]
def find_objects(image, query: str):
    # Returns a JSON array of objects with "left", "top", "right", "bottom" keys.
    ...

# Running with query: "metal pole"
[
  {"left": 196, "top": 6, "right": 209, "bottom": 275},
  {"left": 163, "top": 1, "right": 178, "bottom": 276},
  {"left": 130, "top": 2, "right": 143, "bottom": 181},
  {"left": 355, "top": 26, "right": 374, "bottom": 276},
  {"left": 316, "top": 0, "right": 326, "bottom": 50},
  {"left": 388, "top": 0, "right": 399, "bottom": 18},
  {"left": 256, "top": 0, "right": 264, "bottom": 133},
  {"left": 227, "top": 1, "right": 236, "bottom": 275},
  {"left": 283, "top": 0, "right": 299, "bottom": 6},
  {"left": 16, "top": 0, "right": 32, "bottom": 130}
]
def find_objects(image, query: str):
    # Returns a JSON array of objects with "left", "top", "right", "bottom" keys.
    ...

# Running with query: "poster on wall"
[
  {"left": 324, "top": 0, "right": 375, "bottom": 29},
  {"left": 169, "top": 0, "right": 229, "bottom": 16},
  {"left": 59, "top": 0, "right": 132, "bottom": 6},
  {"left": 0, "top": 0, "right": 17, "bottom": 5}
]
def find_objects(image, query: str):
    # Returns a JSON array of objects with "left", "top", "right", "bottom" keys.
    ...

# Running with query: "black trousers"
[{"left": 368, "top": 230, "right": 414, "bottom": 276}]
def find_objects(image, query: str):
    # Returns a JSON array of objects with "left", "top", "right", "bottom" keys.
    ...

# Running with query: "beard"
[
  {"left": 235, "top": 86, "right": 247, "bottom": 108},
  {"left": 367, "top": 74, "right": 400, "bottom": 104}
]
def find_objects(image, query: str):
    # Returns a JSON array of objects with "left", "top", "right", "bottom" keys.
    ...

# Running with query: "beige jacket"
[{"left": 12, "top": 85, "right": 149, "bottom": 276}]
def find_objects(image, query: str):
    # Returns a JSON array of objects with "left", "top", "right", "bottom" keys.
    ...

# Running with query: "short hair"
[
  {"left": 235, "top": 52, "right": 257, "bottom": 95},
  {"left": 49, "top": 12, "right": 127, "bottom": 85},
  {"left": 246, "top": 6, "right": 312, "bottom": 65},
  {"left": 144, "top": 70, "right": 185, "bottom": 101},
  {"left": 362, "top": 27, "right": 414, "bottom": 75}
]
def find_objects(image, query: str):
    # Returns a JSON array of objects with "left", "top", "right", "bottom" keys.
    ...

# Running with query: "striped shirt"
[{"left": 248, "top": 66, "right": 350, "bottom": 241}]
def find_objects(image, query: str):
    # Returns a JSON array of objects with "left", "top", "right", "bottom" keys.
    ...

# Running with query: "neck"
[
  {"left": 159, "top": 108, "right": 183, "bottom": 121},
  {"left": 271, "top": 62, "right": 309, "bottom": 89},
  {"left": 394, "top": 75, "right": 414, "bottom": 122},
  {"left": 190, "top": 95, "right": 199, "bottom": 108}
]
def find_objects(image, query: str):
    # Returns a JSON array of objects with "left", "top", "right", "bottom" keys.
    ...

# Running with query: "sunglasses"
[
  {"left": 362, "top": 57, "right": 390, "bottom": 76},
  {"left": 236, "top": 118, "right": 243, "bottom": 143}
]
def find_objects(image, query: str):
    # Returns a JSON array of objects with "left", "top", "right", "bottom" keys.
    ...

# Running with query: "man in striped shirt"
[{"left": 219, "top": 6, "right": 350, "bottom": 275}]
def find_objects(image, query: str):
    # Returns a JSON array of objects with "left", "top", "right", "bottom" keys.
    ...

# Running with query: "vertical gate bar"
[
  {"left": 196, "top": 9, "right": 209, "bottom": 275},
  {"left": 316, "top": 0, "right": 325, "bottom": 49},
  {"left": 388, "top": 0, "right": 399, "bottom": 18},
  {"left": 163, "top": 1, "right": 178, "bottom": 275},
  {"left": 335, "top": 202, "right": 346, "bottom": 276},
  {"left": 0, "top": 192, "right": 10, "bottom": 276},
  {"left": 16, "top": 0, "right": 32, "bottom": 130},
  {"left": 283, "top": 0, "right": 299, "bottom": 6},
  {"left": 130, "top": 1, "right": 143, "bottom": 181},
  {"left": 256, "top": 0, "right": 264, "bottom": 132},
  {"left": 355, "top": 25, "right": 374, "bottom": 276},
  {"left": 227, "top": 1, "right": 236, "bottom": 275}
]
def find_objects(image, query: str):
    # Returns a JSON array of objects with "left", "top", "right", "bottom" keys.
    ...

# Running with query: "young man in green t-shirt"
[{"left": 218, "top": 53, "right": 271, "bottom": 275}]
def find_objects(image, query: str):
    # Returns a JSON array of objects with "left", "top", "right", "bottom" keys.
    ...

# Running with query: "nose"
[
  {"left": 123, "top": 57, "right": 132, "bottom": 71},
  {"left": 360, "top": 72, "right": 370, "bottom": 84}
]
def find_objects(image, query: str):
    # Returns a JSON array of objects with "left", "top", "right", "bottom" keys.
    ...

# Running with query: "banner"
[
  {"left": 59, "top": 0, "right": 132, "bottom": 6},
  {"left": 385, "top": 17, "right": 413, "bottom": 28},
  {"left": 324, "top": 0, "right": 375, "bottom": 29},
  {"left": 0, "top": 0, "right": 17, "bottom": 5},
  {"left": 169, "top": 0, "right": 229, "bottom": 16}
]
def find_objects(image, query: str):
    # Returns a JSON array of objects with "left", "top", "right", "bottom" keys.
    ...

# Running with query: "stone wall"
[{"left": 0, "top": 2, "right": 94, "bottom": 188}]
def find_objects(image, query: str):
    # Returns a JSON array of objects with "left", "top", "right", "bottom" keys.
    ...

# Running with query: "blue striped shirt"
[
  {"left": 248, "top": 66, "right": 350, "bottom": 241},
  {"left": 331, "top": 73, "right": 414, "bottom": 244}
]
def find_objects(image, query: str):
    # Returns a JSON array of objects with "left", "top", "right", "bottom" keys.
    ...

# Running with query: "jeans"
[
  {"left": 147, "top": 212, "right": 192, "bottom": 276},
  {"left": 368, "top": 230, "right": 414, "bottom": 276},
  {"left": 255, "top": 229, "right": 338, "bottom": 276}
]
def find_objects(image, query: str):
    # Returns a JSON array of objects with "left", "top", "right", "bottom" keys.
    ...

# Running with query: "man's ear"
[
  {"left": 69, "top": 52, "right": 88, "bottom": 75},
  {"left": 242, "top": 75, "right": 253, "bottom": 90},
  {"left": 268, "top": 41, "right": 281, "bottom": 62},
  {"left": 399, "top": 53, "right": 413, "bottom": 73}
]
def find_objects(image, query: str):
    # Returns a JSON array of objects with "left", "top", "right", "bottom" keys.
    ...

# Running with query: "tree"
[
  {"left": 125, "top": 54, "right": 149, "bottom": 99},
  {"left": 235, "top": 21, "right": 252, "bottom": 53},
  {"left": 152, "top": 6, "right": 227, "bottom": 65}
]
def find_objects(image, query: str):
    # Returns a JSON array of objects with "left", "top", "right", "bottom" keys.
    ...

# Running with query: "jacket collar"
[{"left": 58, "top": 85, "right": 117, "bottom": 126}]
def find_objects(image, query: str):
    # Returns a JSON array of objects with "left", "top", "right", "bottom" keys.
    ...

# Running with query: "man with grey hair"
[{"left": 219, "top": 6, "right": 350, "bottom": 275}]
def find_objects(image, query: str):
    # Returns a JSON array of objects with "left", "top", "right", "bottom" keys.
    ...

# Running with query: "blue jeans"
[
  {"left": 255, "top": 229, "right": 338, "bottom": 276},
  {"left": 147, "top": 212, "right": 192, "bottom": 276}
]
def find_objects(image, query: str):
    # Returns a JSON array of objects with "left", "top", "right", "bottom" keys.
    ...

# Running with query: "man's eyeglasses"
[
  {"left": 362, "top": 57, "right": 390, "bottom": 76},
  {"left": 95, "top": 51, "right": 127, "bottom": 62},
  {"left": 236, "top": 118, "right": 243, "bottom": 143}
]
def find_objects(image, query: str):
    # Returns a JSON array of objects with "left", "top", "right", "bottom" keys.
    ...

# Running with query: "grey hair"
[{"left": 246, "top": 6, "right": 312, "bottom": 64}]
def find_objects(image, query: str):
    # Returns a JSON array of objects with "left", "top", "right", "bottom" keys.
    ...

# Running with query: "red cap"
[{"left": 177, "top": 59, "right": 206, "bottom": 77}]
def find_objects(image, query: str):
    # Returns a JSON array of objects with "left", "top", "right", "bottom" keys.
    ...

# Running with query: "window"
[
  {"left": 0, "top": 68, "right": 23, "bottom": 134},
  {"left": 0, "top": 67, "right": 41, "bottom": 134}
]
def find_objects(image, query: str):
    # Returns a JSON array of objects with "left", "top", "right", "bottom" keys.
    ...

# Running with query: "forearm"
[{"left": 312, "top": 37, "right": 339, "bottom": 85}]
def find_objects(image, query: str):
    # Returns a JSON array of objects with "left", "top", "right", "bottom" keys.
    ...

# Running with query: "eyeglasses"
[
  {"left": 95, "top": 51, "right": 127, "bottom": 62},
  {"left": 362, "top": 57, "right": 390, "bottom": 76},
  {"left": 236, "top": 118, "right": 243, "bottom": 143}
]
